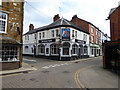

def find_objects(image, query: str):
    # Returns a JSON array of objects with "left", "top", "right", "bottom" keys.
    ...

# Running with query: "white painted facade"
[{"left": 23, "top": 26, "right": 89, "bottom": 60}]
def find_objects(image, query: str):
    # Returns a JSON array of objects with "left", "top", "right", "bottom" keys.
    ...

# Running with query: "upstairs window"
[
  {"left": 72, "top": 30, "right": 74, "bottom": 37},
  {"left": 91, "top": 26, "right": 94, "bottom": 34},
  {"left": 96, "top": 29, "right": 98, "bottom": 35},
  {"left": 56, "top": 29, "right": 59, "bottom": 36},
  {"left": 91, "top": 35, "right": 94, "bottom": 43},
  {"left": 0, "top": 12, "right": 7, "bottom": 33},
  {"left": 39, "top": 33, "right": 41, "bottom": 39},
  {"left": 75, "top": 31, "right": 77, "bottom": 38},
  {"left": 43, "top": 32, "right": 45, "bottom": 38},
  {"left": 34, "top": 34, "right": 36, "bottom": 39},
  {"left": 83, "top": 34, "right": 87, "bottom": 41},
  {"left": 52, "top": 30, "right": 54, "bottom": 37}
]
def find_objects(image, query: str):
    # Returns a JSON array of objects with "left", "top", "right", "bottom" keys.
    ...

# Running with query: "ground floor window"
[
  {"left": 46, "top": 48, "right": 49, "bottom": 54},
  {"left": 38, "top": 45, "right": 45, "bottom": 54},
  {"left": 97, "top": 49, "right": 99, "bottom": 54},
  {"left": 0, "top": 46, "right": 18, "bottom": 61},
  {"left": 80, "top": 45, "right": 83, "bottom": 55},
  {"left": 84, "top": 46, "right": 88, "bottom": 54},
  {"left": 72, "top": 44, "right": 78, "bottom": 54},
  {"left": 63, "top": 42, "right": 70, "bottom": 55},
  {"left": 91, "top": 47, "right": 94, "bottom": 55},
  {"left": 51, "top": 44, "right": 59, "bottom": 54}
]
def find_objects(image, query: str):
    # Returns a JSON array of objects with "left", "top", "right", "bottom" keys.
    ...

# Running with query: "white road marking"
[
  {"left": 42, "top": 63, "right": 71, "bottom": 69},
  {"left": 23, "top": 59, "right": 36, "bottom": 62}
]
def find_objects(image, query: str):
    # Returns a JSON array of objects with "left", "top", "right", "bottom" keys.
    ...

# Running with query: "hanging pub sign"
[{"left": 62, "top": 28, "right": 70, "bottom": 41}]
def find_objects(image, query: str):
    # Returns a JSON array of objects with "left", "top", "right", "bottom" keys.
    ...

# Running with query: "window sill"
[
  {"left": 72, "top": 54, "right": 77, "bottom": 56},
  {"left": 0, "top": 60, "right": 19, "bottom": 63},
  {"left": 51, "top": 54, "right": 59, "bottom": 56}
]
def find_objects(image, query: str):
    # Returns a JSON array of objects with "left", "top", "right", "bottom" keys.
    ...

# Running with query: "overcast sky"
[{"left": 23, "top": 0, "right": 120, "bottom": 36}]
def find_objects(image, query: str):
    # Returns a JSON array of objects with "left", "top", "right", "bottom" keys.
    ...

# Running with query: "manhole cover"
[
  {"left": 29, "top": 78, "right": 36, "bottom": 81},
  {"left": 62, "top": 71, "right": 70, "bottom": 73},
  {"left": 75, "top": 62, "right": 78, "bottom": 63},
  {"left": 41, "top": 70, "right": 49, "bottom": 73}
]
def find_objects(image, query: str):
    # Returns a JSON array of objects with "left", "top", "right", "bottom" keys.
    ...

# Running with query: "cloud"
[{"left": 23, "top": 0, "right": 120, "bottom": 36}]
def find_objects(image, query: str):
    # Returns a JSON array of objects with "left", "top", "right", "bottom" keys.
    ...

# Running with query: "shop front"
[
  {"left": 0, "top": 37, "right": 22, "bottom": 70},
  {"left": 37, "top": 39, "right": 89, "bottom": 61}
]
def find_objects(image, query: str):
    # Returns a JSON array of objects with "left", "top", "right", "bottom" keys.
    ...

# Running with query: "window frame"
[
  {"left": 72, "top": 44, "right": 78, "bottom": 55},
  {"left": 42, "top": 32, "right": 45, "bottom": 38},
  {"left": 0, "top": 46, "right": 19, "bottom": 62},
  {"left": 39, "top": 33, "right": 41, "bottom": 39},
  {"left": 51, "top": 44, "right": 59, "bottom": 55},
  {"left": 75, "top": 31, "right": 77, "bottom": 38},
  {"left": 56, "top": 29, "right": 59, "bottom": 37},
  {"left": 52, "top": 30, "right": 54, "bottom": 37},
  {"left": 0, "top": 12, "right": 8, "bottom": 33},
  {"left": 91, "top": 26, "right": 94, "bottom": 34}
]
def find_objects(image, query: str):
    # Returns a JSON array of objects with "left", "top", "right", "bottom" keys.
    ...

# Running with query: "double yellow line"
[{"left": 75, "top": 65, "right": 94, "bottom": 89}]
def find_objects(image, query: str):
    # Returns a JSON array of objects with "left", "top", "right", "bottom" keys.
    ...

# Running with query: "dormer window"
[{"left": 0, "top": 12, "right": 7, "bottom": 33}]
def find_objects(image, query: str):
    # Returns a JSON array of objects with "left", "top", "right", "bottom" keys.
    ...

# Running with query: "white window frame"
[
  {"left": 0, "top": 12, "right": 7, "bottom": 33},
  {"left": 51, "top": 44, "right": 59, "bottom": 55},
  {"left": 0, "top": 46, "right": 19, "bottom": 62},
  {"left": 56, "top": 29, "right": 59, "bottom": 37},
  {"left": 96, "top": 29, "right": 98, "bottom": 35},
  {"left": 72, "top": 44, "right": 78, "bottom": 55},
  {"left": 52, "top": 30, "right": 54, "bottom": 37},
  {"left": 39, "top": 33, "right": 41, "bottom": 39},
  {"left": 91, "top": 35, "right": 94, "bottom": 43},
  {"left": 91, "top": 26, "right": 94, "bottom": 34},
  {"left": 75, "top": 31, "right": 77, "bottom": 38}
]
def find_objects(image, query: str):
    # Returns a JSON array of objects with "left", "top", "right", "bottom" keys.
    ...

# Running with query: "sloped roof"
[
  {"left": 24, "top": 18, "right": 89, "bottom": 35},
  {"left": 109, "top": 7, "right": 117, "bottom": 15},
  {"left": 107, "top": 7, "right": 117, "bottom": 19}
]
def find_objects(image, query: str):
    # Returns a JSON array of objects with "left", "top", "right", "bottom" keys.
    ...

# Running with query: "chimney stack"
[
  {"left": 29, "top": 24, "right": 34, "bottom": 31},
  {"left": 71, "top": 15, "right": 78, "bottom": 25},
  {"left": 53, "top": 14, "right": 60, "bottom": 22}
]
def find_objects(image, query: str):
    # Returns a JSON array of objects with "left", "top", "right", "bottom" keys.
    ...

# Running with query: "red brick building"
[
  {"left": 71, "top": 15, "right": 102, "bottom": 57},
  {"left": 103, "top": 3, "right": 120, "bottom": 70},
  {"left": 107, "top": 5, "right": 120, "bottom": 41}
]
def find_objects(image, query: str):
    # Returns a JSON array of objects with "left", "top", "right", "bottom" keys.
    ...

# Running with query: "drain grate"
[
  {"left": 75, "top": 62, "right": 78, "bottom": 63},
  {"left": 22, "top": 71, "right": 29, "bottom": 74},
  {"left": 29, "top": 78, "right": 36, "bottom": 81},
  {"left": 62, "top": 71, "right": 70, "bottom": 73},
  {"left": 41, "top": 70, "right": 49, "bottom": 73}
]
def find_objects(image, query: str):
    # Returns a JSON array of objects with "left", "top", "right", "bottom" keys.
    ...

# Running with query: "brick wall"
[
  {"left": 0, "top": 62, "right": 19, "bottom": 70},
  {"left": 1, "top": 1, "right": 24, "bottom": 67},
  {"left": 110, "top": 6, "right": 120, "bottom": 41},
  {"left": 71, "top": 15, "right": 89, "bottom": 33}
]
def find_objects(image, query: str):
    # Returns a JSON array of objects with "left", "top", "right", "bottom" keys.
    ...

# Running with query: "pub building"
[
  {"left": 23, "top": 14, "right": 90, "bottom": 60},
  {"left": 0, "top": 1, "right": 24, "bottom": 70}
]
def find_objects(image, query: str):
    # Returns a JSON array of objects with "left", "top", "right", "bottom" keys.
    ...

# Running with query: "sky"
[{"left": 24, "top": 0, "right": 120, "bottom": 36}]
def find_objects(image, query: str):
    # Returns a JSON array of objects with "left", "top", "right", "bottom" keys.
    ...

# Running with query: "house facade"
[
  {"left": 103, "top": 2, "right": 120, "bottom": 70},
  {"left": 23, "top": 15, "right": 89, "bottom": 60},
  {"left": 71, "top": 15, "right": 102, "bottom": 57},
  {"left": 0, "top": 0, "right": 24, "bottom": 70}
]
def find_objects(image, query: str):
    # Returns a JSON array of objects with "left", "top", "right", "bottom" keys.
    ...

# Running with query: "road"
[{"left": 2, "top": 56, "right": 119, "bottom": 89}]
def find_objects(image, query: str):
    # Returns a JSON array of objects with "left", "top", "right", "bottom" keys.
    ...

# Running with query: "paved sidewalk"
[{"left": 0, "top": 62, "right": 37, "bottom": 76}]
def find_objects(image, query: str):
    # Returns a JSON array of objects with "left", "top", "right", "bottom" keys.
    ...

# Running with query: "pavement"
[
  {"left": 0, "top": 62, "right": 37, "bottom": 76},
  {"left": 0, "top": 56, "right": 101, "bottom": 76}
]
